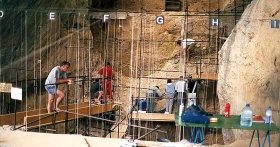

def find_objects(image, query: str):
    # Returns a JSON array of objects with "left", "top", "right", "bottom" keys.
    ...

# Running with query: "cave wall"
[
  {"left": 0, "top": 0, "right": 246, "bottom": 114},
  {"left": 218, "top": 0, "right": 280, "bottom": 141}
]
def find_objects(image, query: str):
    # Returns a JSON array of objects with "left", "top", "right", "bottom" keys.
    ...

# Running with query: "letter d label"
[{"left": 0, "top": 10, "right": 4, "bottom": 18}]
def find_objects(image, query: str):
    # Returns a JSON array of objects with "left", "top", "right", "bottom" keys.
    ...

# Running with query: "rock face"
[{"left": 218, "top": 0, "right": 280, "bottom": 141}]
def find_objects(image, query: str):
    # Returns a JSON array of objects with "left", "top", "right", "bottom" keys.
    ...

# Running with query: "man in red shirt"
[{"left": 98, "top": 61, "right": 113, "bottom": 102}]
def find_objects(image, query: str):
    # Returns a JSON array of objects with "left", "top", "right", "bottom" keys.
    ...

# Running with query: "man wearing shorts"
[{"left": 45, "top": 61, "right": 73, "bottom": 113}]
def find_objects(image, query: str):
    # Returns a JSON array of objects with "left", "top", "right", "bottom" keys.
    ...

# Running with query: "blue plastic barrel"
[{"left": 139, "top": 99, "right": 147, "bottom": 111}]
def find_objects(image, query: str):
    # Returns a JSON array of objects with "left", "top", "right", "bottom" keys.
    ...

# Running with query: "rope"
[
  {"left": 136, "top": 0, "right": 145, "bottom": 138},
  {"left": 33, "top": 13, "right": 42, "bottom": 132},
  {"left": 128, "top": 16, "right": 135, "bottom": 139},
  {"left": 75, "top": 12, "right": 81, "bottom": 134},
  {"left": 8, "top": 10, "right": 15, "bottom": 115},
  {"left": 87, "top": 16, "right": 92, "bottom": 136},
  {"left": 0, "top": 6, "right": 3, "bottom": 115},
  {"left": 24, "top": 11, "right": 28, "bottom": 132},
  {"left": 116, "top": 18, "right": 122, "bottom": 138},
  {"left": 147, "top": 20, "right": 152, "bottom": 84}
]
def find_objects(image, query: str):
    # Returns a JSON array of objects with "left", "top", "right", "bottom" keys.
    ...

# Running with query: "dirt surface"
[{"left": 1, "top": 127, "right": 279, "bottom": 147}]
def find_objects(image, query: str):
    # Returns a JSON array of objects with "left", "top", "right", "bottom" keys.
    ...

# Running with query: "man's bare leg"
[
  {"left": 55, "top": 89, "right": 65, "bottom": 111},
  {"left": 47, "top": 94, "right": 54, "bottom": 114}
]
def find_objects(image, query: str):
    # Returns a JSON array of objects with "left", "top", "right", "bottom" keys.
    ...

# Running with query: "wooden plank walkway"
[
  {"left": 0, "top": 102, "right": 114, "bottom": 128},
  {"left": 131, "top": 113, "right": 175, "bottom": 122}
]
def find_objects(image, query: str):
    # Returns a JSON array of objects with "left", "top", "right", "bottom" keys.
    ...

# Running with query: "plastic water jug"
[
  {"left": 264, "top": 106, "right": 272, "bottom": 124},
  {"left": 139, "top": 99, "right": 147, "bottom": 111},
  {"left": 240, "top": 104, "right": 253, "bottom": 127},
  {"left": 179, "top": 104, "right": 184, "bottom": 117}
]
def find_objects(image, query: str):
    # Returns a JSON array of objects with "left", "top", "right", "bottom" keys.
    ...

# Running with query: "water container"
[
  {"left": 240, "top": 104, "right": 253, "bottom": 127},
  {"left": 264, "top": 106, "right": 272, "bottom": 124},
  {"left": 179, "top": 104, "right": 184, "bottom": 117},
  {"left": 139, "top": 99, "right": 147, "bottom": 111}
]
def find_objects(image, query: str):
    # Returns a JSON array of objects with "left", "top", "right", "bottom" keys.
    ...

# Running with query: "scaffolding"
[{"left": 0, "top": 0, "right": 256, "bottom": 144}]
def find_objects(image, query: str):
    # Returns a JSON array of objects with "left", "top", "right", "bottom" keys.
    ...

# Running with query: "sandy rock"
[{"left": 218, "top": 0, "right": 280, "bottom": 143}]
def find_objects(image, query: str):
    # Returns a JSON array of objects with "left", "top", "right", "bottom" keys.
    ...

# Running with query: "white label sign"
[
  {"left": 271, "top": 20, "right": 280, "bottom": 28},
  {"left": 103, "top": 14, "right": 110, "bottom": 22},
  {"left": 49, "top": 12, "right": 55, "bottom": 20},
  {"left": 11, "top": 87, "right": 22, "bottom": 101},
  {"left": 0, "top": 10, "right": 3, "bottom": 18},
  {"left": 212, "top": 18, "right": 219, "bottom": 26},
  {"left": 156, "top": 16, "right": 164, "bottom": 25}
]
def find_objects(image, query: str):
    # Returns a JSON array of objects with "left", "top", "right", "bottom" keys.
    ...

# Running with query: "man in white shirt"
[
  {"left": 175, "top": 76, "right": 188, "bottom": 106},
  {"left": 45, "top": 61, "right": 73, "bottom": 113}
]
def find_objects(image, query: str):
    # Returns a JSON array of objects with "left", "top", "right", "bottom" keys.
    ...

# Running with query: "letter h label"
[
  {"left": 212, "top": 18, "right": 219, "bottom": 26},
  {"left": 271, "top": 20, "right": 279, "bottom": 28}
]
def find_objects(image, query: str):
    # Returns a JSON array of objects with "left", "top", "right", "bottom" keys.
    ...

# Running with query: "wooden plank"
[
  {"left": 131, "top": 113, "right": 175, "bottom": 122},
  {"left": 89, "top": 12, "right": 127, "bottom": 19},
  {"left": 0, "top": 102, "right": 87, "bottom": 126},
  {"left": 26, "top": 103, "right": 114, "bottom": 129},
  {"left": 26, "top": 103, "right": 113, "bottom": 128},
  {"left": 140, "top": 72, "right": 217, "bottom": 81},
  {"left": 0, "top": 102, "right": 113, "bottom": 127}
]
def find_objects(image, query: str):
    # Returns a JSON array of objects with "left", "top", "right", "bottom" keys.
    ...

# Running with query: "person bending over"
[{"left": 98, "top": 61, "right": 114, "bottom": 102}]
